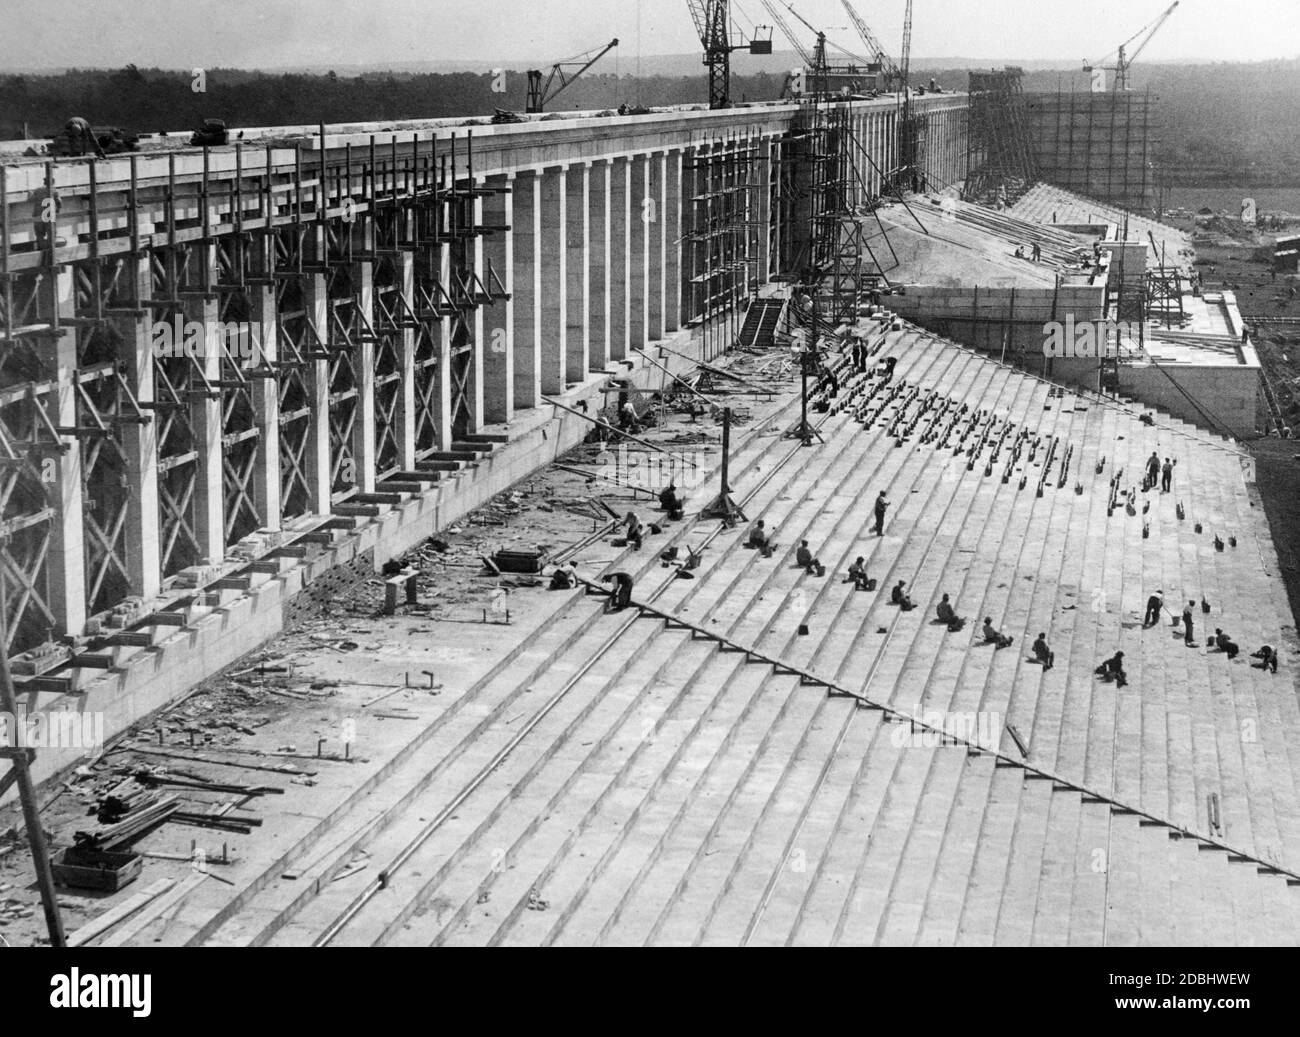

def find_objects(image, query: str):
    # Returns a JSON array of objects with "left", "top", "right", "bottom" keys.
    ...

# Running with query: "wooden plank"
[
  {"left": 66, "top": 877, "right": 176, "bottom": 947},
  {"left": 98, "top": 872, "right": 208, "bottom": 948}
]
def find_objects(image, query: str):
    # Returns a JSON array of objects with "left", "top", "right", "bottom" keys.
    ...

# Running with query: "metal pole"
[
  {"left": 0, "top": 568, "right": 66, "bottom": 947},
  {"left": 719, "top": 405, "right": 731, "bottom": 495},
  {"left": 800, "top": 352, "right": 808, "bottom": 433}
]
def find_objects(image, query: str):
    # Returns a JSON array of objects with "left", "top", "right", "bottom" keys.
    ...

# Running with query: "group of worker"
[
  {"left": 1143, "top": 452, "right": 1176, "bottom": 493},
  {"left": 548, "top": 480, "right": 686, "bottom": 597},
  {"left": 620, "top": 481, "right": 688, "bottom": 552},
  {"left": 560, "top": 456, "right": 1285, "bottom": 686},
  {"left": 1114, "top": 589, "right": 1282, "bottom": 685}
]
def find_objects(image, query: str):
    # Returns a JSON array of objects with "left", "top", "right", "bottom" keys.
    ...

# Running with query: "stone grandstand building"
[{"left": 1, "top": 53, "right": 1296, "bottom": 949}]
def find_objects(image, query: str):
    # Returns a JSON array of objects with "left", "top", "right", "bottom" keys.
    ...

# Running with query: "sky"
[{"left": 1, "top": 0, "right": 1296, "bottom": 71}]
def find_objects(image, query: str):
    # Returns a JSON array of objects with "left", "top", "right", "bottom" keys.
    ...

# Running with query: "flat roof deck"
[{"left": 867, "top": 195, "right": 1100, "bottom": 289}]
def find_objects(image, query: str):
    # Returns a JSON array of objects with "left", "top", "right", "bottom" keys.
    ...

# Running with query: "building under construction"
[
  {"left": 1, "top": 10, "right": 1297, "bottom": 951},
  {"left": 1024, "top": 85, "right": 1161, "bottom": 212}
]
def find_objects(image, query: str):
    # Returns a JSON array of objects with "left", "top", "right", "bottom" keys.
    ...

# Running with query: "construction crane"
[
  {"left": 900, "top": 0, "right": 913, "bottom": 94},
  {"left": 760, "top": 0, "right": 814, "bottom": 69},
  {"left": 685, "top": 1, "right": 773, "bottom": 110},
  {"left": 1084, "top": 1, "right": 1179, "bottom": 92},
  {"left": 775, "top": 2, "right": 833, "bottom": 100},
  {"left": 839, "top": 0, "right": 903, "bottom": 90},
  {"left": 896, "top": 0, "right": 916, "bottom": 189},
  {"left": 526, "top": 38, "right": 619, "bottom": 113}
]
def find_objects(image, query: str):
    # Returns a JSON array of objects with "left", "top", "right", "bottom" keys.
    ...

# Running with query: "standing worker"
[
  {"left": 1161, "top": 457, "right": 1175, "bottom": 493},
  {"left": 1182, "top": 599, "right": 1195, "bottom": 646},
  {"left": 873, "top": 491, "right": 890, "bottom": 536}
]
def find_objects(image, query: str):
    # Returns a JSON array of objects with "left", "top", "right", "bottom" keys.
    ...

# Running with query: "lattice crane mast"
[
  {"left": 900, "top": 0, "right": 913, "bottom": 93},
  {"left": 777, "top": 2, "right": 832, "bottom": 100},
  {"left": 1084, "top": 0, "right": 1179, "bottom": 92},
  {"left": 685, "top": 1, "right": 773, "bottom": 109},
  {"left": 897, "top": 0, "right": 916, "bottom": 189}
]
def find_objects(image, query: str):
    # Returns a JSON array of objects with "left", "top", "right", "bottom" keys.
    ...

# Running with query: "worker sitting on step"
[
  {"left": 618, "top": 399, "right": 641, "bottom": 435},
  {"left": 549, "top": 562, "right": 577, "bottom": 590},
  {"left": 1143, "top": 592, "right": 1163, "bottom": 628},
  {"left": 844, "top": 556, "right": 876, "bottom": 591},
  {"left": 981, "top": 617, "right": 1013, "bottom": 649},
  {"left": 1095, "top": 651, "right": 1127, "bottom": 687},
  {"left": 1251, "top": 645, "right": 1279, "bottom": 673},
  {"left": 602, "top": 571, "right": 634, "bottom": 612},
  {"left": 936, "top": 593, "right": 966, "bottom": 632},
  {"left": 1213, "top": 629, "right": 1240, "bottom": 660},
  {"left": 659, "top": 482, "right": 684, "bottom": 521},
  {"left": 890, "top": 580, "right": 915, "bottom": 610},
  {"left": 818, "top": 369, "right": 839, "bottom": 400},
  {"left": 624, "top": 512, "right": 644, "bottom": 551},
  {"left": 795, "top": 540, "right": 825, "bottom": 577},
  {"left": 746, "top": 519, "right": 775, "bottom": 557},
  {"left": 1031, "top": 632, "right": 1055, "bottom": 670}
]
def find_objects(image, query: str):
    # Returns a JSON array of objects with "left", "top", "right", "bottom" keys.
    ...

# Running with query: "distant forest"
[{"left": 2, "top": 58, "right": 1297, "bottom": 186}]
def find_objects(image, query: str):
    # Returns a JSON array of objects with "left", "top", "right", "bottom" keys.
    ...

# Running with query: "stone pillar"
[
  {"left": 186, "top": 244, "right": 224, "bottom": 562},
  {"left": 535, "top": 165, "right": 566, "bottom": 396},
  {"left": 665, "top": 149, "right": 683, "bottom": 332},
  {"left": 869, "top": 112, "right": 879, "bottom": 197},
  {"left": 756, "top": 136, "right": 772, "bottom": 285},
  {"left": 248, "top": 238, "right": 281, "bottom": 531},
  {"left": 629, "top": 153, "right": 649, "bottom": 352},
  {"left": 609, "top": 156, "right": 630, "bottom": 361},
  {"left": 648, "top": 151, "right": 666, "bottom": 341},
  {"left": 351, "top": 221, "right": 377, "bottom": 492},
  {"left": 888, "top": 110, "right": 897, "bottom": 184},
  {"left": 396, "top": 213, "right": 418, "bottom": 468},
  {"left": 564, "top": 162, "right": 589, "bottom": 383},
  {"left": 47, "top": 267, "right": 87, "bottom": 635},
  {"left": 587, "top": 159, "right": 610, "bottom": 371},
  {"left": 768, "top": 139, "right": 781, "bottom": 278},
  {"left": 481, "top": 173, "right": 513, "bottom": 423},
  {"left": 435, "top": 239, "right": 454, "bottom": 448},
  {"left": 113, "top": 256, "right": 160, "bottom": 600},
  {"left": 468, "top": 188, "right": 485, "bottom": 434},
  {"left": 511, "top": 170, "right": 540, "bottom": 410},
  {"left": 304, "top": 229, "right": 332, "bottom": 512}
]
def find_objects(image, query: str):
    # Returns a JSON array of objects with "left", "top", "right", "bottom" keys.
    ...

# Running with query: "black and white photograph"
[{"left": 0, "top": 0, "right": 1297, "bottom": 1007}]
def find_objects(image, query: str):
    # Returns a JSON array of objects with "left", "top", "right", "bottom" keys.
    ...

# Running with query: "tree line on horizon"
[{"left": 1, "top": 59, "right": 1296, "bottom": 186}]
